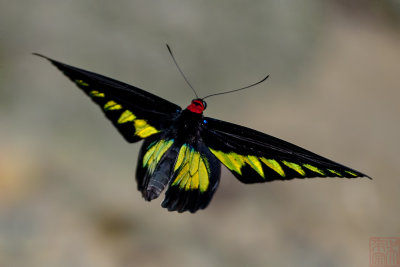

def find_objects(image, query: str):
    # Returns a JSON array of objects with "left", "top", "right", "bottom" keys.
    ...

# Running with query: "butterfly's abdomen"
[{"left": 143, "top": 169, "right": 171, "bottom": 201}]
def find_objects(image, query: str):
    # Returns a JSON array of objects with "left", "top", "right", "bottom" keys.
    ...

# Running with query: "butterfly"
[{"left": 34, "top": 47, "right": 369, "bottom": 213}]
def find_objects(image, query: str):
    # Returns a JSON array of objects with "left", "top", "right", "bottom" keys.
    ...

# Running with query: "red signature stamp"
[{"left": 370, "top": 237, "right": 400, "bottom": 267}]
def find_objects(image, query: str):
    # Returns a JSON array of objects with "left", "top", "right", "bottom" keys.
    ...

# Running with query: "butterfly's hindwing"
[
  {"left": 162, "top": 142, "right": 221, "bottom": 213},
  {"left": 202, "top": 117, "right": 367, "bottom": 183}
]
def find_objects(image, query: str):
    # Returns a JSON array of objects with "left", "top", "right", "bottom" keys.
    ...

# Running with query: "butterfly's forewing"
[
  {"left": 35, "top": 54, "right": 181, "bottom": 142},
  {"left": 201, "top": 117, "right": 369, "bottom": 183}
]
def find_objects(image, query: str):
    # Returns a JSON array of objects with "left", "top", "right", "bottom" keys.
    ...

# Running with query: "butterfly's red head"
[{"left": 187, "top": 98, "right": 207, "bottom": 114}]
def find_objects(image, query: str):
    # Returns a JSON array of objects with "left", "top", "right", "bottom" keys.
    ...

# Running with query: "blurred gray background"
[{"left": 1, "top": 1, "right": 399, "bottom": 266}]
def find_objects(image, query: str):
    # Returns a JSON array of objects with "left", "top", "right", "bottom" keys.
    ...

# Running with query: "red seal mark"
[{"left": 370, "top": 237, "right": 400, "bottom": 267}]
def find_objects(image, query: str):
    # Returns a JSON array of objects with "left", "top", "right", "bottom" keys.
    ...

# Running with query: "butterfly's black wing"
[
  {"left": 35, "top": 54, "right": 181, "bottom": 142},
  {"left": 201, "top": 117, "right": 369, "bottom": 183}
]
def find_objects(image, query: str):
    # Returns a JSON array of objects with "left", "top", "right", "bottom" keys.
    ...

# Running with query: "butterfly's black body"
[{"left": 35, "top": 53, "right": 370, "bottom": 213}]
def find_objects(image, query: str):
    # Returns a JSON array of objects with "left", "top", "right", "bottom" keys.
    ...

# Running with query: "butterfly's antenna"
[
  {"left": 166, "top": 44, "right": 198, "bottom": 98},
  {"left": 202, "top": 75, "right": 269, "bottom": 100}
]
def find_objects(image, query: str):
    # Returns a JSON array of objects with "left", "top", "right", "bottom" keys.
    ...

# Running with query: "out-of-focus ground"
[{"left": 1, "top": 1, "right": 399, "bottom": 266}]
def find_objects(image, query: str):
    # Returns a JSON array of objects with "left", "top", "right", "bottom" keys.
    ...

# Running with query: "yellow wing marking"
[
  {"left": 118, "top": 110, "right": 136, "bottom": 124},
  {"left": 104, "top": 100, "right": 122, "bottom": 110},
  {"left": 172, "top": 163, "right": 190, "bottom": 186},
  {"left": 327, "top": 169, "right": 342, "bottom": 177},
  {"left": 209, "top": 149, "right": 244, "bottom": 174},
  {"left": 172, "top": 145, "right": 209, "bottom": 192},
  {"left": 211, "top": 150, "right": 310, "bottom": 179},
  {"left": 190, "top": 152, "right": 200, "bottom": 176},
  {"left": 174, "top": 145, "right": 188, "bottom": 171},
  {"left": 143, "top": 144, "right": 157, "bottom": 167},
  {"left": 303, "top": 164, "right": 325, "bottom": 175},
  {"left": 282, "top": 161, "right": 305, "bottom": 176},
  {"left": 142, "top": 139, "right": 174, "bottom": 174},
  {"left": 134, "top": 119, "right": 159, "bottom": 138},
  {"left": 260, "top": 158, "right": 286, "bottom": 177},
  {"left": 89, "top": 90, "right": 105, "bottom": 97},
  {"left": 344, "top": 170, "right": 358, "bottom": 177},
  {"left": 210, "top": 149, "right": 316, "bottom": 179},
  {"left": 97, "top": 98, "right": 159, "bottom": 138},
  {"left": 226, "top": 153, "right": 246, "bottom": 174},
  {"left": 198, "top": 159, "right": 209, "bottom": 192},
  {"left": 75, "top": 79, "right": 89, "bottom": 86},
  {"left": 246, "top": 156, "right": 264, "bottom": 178}
]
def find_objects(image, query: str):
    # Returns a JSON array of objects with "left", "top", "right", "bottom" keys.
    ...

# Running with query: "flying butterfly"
[{"left": 34, "top": 45, "right": 370, "bottom": 213}]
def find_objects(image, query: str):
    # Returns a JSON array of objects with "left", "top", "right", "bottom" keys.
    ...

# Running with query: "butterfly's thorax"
[
  {"left": 166, "top": 98, "right": 207, "bottom": 146},
  {"left": 170, "top": 109, "right": 204, "bottom": 142}
]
